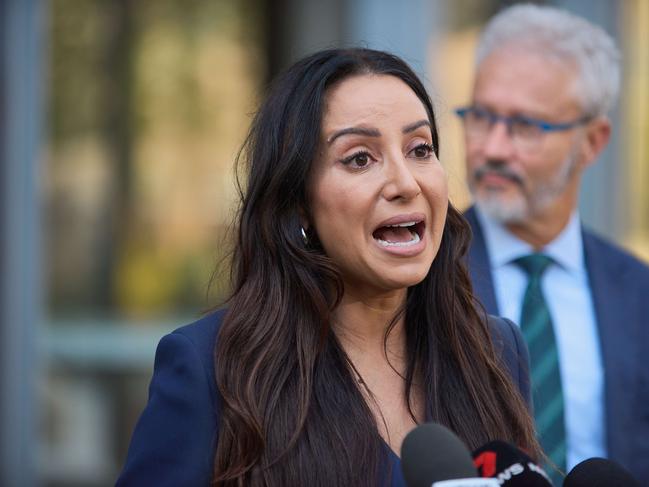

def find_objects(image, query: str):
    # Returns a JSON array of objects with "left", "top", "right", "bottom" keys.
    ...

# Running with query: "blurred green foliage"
[{"left": 47, "top": 0, "right": 262, "bottom": 320}]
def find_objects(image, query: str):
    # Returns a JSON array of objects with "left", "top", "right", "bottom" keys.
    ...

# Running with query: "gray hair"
[{"left": 476, "top": 4, "right": 620, "bottom": 116}]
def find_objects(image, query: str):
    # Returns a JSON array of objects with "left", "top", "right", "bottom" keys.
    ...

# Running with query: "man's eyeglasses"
[{"left": 455, "top": 106, "right": 592, "bottom": 150}]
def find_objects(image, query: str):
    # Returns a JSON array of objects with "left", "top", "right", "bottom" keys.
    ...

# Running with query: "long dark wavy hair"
[{"left": 213, "top": 48, "right": 539, "bottom": 486}]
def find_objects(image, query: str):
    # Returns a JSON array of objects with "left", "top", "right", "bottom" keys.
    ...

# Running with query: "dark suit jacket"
[
  {"left": 465, "top": 206, "right": 649, "bottom": 483},
  {"left": 116, "top": 308, "right": 531, "bottom": 486}
]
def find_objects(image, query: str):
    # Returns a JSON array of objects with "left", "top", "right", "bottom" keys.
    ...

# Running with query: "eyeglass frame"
[{"left": 454, "top": 105, "right": 593, "bottom": 140}]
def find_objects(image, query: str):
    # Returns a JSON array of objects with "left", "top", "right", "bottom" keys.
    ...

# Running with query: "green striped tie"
[{"left": 514, "top": 254, "right": 566, "bottom": 485}]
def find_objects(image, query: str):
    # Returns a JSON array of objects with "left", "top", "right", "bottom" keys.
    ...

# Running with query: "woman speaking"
[{"left": 117, "top": 48, "right": 539, "bottom": 486}]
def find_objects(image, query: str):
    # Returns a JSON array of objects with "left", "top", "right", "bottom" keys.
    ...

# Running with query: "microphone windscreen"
[
  {"left": 401, "top": 423, "right": 497, "bottom": 487},
  {"left": 472, "top": 440, "right": 552, "bottom": 486},
  {"left": 563, "top": 457, "right": 641, "bottom": 487}
]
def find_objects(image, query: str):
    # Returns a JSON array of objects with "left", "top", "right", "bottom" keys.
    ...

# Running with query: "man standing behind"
[{"left": 457, "top": 4, "right": 649, "bottom": 484}]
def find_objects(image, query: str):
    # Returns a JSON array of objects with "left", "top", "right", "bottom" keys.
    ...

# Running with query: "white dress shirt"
[{"left": 475, "top": 207, "right": 607, "bottom": 469}]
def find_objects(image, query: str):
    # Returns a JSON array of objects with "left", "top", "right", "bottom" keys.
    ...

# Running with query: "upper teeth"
[{"left": 386, "top": 221, "right": 418, "bottom": 227}]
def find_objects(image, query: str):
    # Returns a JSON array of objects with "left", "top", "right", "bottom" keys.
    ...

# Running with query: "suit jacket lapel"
[
  {"left": 465, "top": 207, "right": 500, "bottom": 315},
  {"left": 582, "top": 230, "right": 635, "bottom": 463}
]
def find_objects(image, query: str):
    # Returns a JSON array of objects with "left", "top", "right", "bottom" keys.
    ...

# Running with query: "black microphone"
[
  {"left": 401, "top": 422, "right": 499, "bottom": 487},
  {"left": 563, "top": 457, "right": 641, "bottom": 487},
  {"left": 472, "top": 440, "right": 552, "bottom": 486}
]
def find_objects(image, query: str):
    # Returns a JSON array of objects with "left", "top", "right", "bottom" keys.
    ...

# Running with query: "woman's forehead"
[{"left": 321, "top": 74, "right": 428, "bottom": 132}]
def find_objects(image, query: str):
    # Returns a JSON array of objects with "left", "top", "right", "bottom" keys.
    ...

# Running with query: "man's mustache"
[{"left": 474, "top": 161, "right": 524, "bottom": 187}]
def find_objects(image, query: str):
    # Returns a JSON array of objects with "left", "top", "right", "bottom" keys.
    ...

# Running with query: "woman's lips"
[{"left": 372, "top": 214, "right": 426, "bottom": 256}]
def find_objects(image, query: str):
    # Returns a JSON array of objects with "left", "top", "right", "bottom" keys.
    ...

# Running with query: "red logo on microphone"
[{"left": 474, "top": 451, "right": 497, "bottom": 477}]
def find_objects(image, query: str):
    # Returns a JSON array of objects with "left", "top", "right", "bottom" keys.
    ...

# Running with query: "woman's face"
[{"left": 309, "top": 74, "right": 448, "bottom": 296}]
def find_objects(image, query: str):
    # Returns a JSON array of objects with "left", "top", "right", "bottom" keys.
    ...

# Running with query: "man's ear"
[{"left": 580, "top": 116, "right": 611, "bottom": 169}]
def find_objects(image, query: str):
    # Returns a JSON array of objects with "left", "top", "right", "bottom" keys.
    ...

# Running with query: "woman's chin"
[{"left": 372, "top": 267, "right": 431, "bottom": 292}]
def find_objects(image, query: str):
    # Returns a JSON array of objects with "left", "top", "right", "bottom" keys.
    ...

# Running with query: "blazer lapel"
[
  {"left": 582, "top": 230, "right": 635, "bottom": 464},
  {"left": 465, "top": 207, "right": 500, "bottom": 315}
]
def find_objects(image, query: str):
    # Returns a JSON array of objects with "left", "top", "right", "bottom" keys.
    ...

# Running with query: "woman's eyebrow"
[
  {"left": 326, "top": 119, "right": 430, "bottom": 145},
  {"left": 402, "top": 119, "right": 431, "bottom": 134},
  {"left": 326, "top": 126, "right": 380, "bottom": 145}
]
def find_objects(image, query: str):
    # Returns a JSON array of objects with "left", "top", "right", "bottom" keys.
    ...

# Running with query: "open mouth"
[{"left": 372, "top": 220, "right": 425, "bottom": 247}]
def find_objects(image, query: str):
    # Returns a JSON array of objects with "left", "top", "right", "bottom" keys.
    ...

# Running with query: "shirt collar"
[{"left": 475, "top": 206, "right": 585, "bottom": 274}]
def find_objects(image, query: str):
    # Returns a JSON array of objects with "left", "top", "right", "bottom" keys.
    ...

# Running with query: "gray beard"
[
  {"left": 472, "top": 143, "right": 580, "bottom": 225},
  {"left": 475, "top": 194, "right": 528, "bottom": 224}
]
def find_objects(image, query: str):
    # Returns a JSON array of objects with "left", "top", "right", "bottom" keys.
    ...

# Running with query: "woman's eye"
[
  {"left": 410, "top": 143, "right": 434, "bottom": 159},
  {"left": 341, "top": 151, "right": 373, "bottom": 168}
]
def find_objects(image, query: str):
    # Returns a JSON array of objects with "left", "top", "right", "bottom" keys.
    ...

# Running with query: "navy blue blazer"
[
  {"left": 465, "top": 206, "right": 649, "bottom": 483},
  {"left": 116, "top": 308, "right": 531, "bottom": 486}
]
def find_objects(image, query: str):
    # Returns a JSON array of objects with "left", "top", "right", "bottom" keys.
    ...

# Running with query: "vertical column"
[
  {"left": 1, "top": 0, "right": 45, "bottom": 485},
  {"left": 621, "top": 0, "right": 649, "bottom": 259},
  {"left": 261, "top": 0, "right": 344, "bottom": 79},
  {"left": 345, "top": 0, "right": 436, "bottom": 81},
  {"left": 262, "top": 0, "right": 440, "bottom": 87}
]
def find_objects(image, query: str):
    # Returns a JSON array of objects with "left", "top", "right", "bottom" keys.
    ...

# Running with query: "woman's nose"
[{"left": 381, "top": 157, "right": 421, "bottom": 201}]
